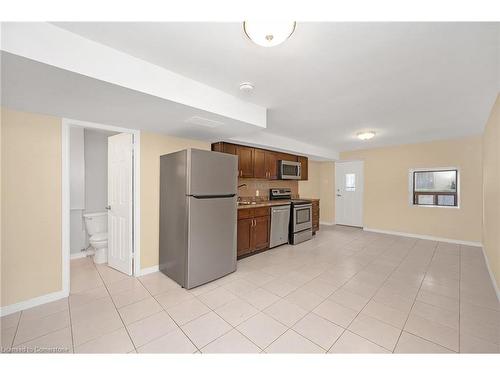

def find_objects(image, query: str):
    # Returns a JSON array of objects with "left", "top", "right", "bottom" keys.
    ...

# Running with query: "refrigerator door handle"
[{"left": 189, "top": 194, "right": 236, "bottom": 199}]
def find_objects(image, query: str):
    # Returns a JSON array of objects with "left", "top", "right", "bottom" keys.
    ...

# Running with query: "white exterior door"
[
  {"left": 335, "top": 161, "right": 364, "bottom": 227},
  {"left": 107, "top": 133, "right": 133, "bottom": 275}
]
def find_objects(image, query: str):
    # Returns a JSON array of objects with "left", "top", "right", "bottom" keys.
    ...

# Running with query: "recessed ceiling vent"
[{"left": 185, "top": 116, "right": 224, "bottom": 128}]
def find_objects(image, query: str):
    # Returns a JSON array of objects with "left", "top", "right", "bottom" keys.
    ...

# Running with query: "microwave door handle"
[{"left": 297, "top": 164, "right": 301, "bottom": 177}]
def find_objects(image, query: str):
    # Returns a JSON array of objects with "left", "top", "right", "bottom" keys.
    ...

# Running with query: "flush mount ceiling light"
[
  {"left": 357, "top": 131, "right": 376, "bottom": 140},
  {"left": 243, "top": 21, "right": 296, "bottom": 47},
  {"left": 239, "top": 82, "right": 254, "bottom": 92}
]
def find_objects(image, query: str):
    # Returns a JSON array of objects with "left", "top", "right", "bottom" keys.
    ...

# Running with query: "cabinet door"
[
  {"left": 278, "top": 152, "right": 298, "bottom": 162},
  {"left": 298, "top": 156, "right": 308, "bottom": 180},
  {"left": 251, "top": 215, "right": 270, "bottom": 251},
  {"left": 212, "top": 142, "right": 237, "bottom": 155},
  {"left": 224, "top": 143, "right": 237, "bottom": 155},
  {"left": 237, "top": 218, "right": 253, "bottom": 257},
  {"left": 253, "top": 148, "right": 267, "bottom": 179},
  {"left": 312, "top": 201, "right": 320, "bottom": 233},
  {"left": 265, "top": 151, "right": 278, "bottom": 180},
  {"left": 237, "top": 146, "right": 254, "bottom": 178}
]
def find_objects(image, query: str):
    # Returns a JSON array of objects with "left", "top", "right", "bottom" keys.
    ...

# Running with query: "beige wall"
[
  {"left": 482, "top": 94, "right": 500, "bottom": 287},
  {"left": 340, "top": 137, "right": 483, "bottom": 242},
  {"left": 140, "top": 132, "right": 210, "bottom": 270},
  {"left": 299, "top": 161, "right": 335, "bottom": 224},
  {"left": 1, "top": 108, "right": 62, "bottom": 307}
]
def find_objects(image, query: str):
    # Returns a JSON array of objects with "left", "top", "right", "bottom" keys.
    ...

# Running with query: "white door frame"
[
  {"left": 61, "top": 118, "right": 141, "bottom": 297},
  {"left": 335, "top": 159, "right": 364, "bottom": 227}
]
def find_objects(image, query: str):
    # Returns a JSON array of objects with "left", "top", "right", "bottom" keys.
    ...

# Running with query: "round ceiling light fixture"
[
  {"left": 357, "top": 131, "right": 376, "bottom": 140},
  {"left": 239, "top": 82, "right": 254, "bottom": 92},
  {"left": 243, "top": 21, "right": 296, "bottom": 47}
]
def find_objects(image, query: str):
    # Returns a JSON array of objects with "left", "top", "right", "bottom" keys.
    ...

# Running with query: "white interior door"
[
  {"left": 107, "top": 133, "right": 133, "bottom": 275},
  {"left": 335, "top": 161, "right": 364, "bottom": 227}
]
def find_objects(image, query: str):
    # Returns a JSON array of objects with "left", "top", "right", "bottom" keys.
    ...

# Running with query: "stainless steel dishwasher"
[{"left": 269, "top": 205, "right": 291, "bottom": 248}]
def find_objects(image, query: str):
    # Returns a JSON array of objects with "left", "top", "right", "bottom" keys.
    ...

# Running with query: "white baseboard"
[
  {"left": 363, "top": 227, "right": 483, "bottom": 247},
  {"left": 320, "top": 221, "right": 335, "bottom": 226},
  {"left": 481, "top": 247, "right": 500, "bottom": 302},
  {"left": 70, "top": 252, "right": 87, "bottom": 260},
  {"left": 139, "top": 265, "right": 159, "bottom": 276},
  {"left": 0, "top": 289, "right": 68, "bottom": 317}
]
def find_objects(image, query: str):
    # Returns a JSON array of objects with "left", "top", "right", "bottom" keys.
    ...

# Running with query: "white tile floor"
[{"left": 2, "top": 225, "right": 499, "bottom": 353}]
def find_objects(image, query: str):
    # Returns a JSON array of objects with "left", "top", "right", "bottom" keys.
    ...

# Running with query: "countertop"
[{"left": 237, "top": 198, "right": 319, "bottom": 210}]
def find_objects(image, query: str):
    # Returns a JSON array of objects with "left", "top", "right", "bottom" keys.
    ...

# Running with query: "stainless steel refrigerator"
[{"left": 159, "top": 148, "right": 238, "bottom": 289}]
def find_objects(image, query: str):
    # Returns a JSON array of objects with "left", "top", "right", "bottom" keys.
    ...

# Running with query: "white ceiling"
[
  {"left": 0, "top": 52, "right": 262, "bottom": 142},
  {"left": 53, "top": 22, "right": 500, "bottom": 151}
]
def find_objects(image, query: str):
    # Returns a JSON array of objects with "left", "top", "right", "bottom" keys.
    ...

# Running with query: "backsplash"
[{"left": 237, "top": 178, "right": 299, "bottom": 201}]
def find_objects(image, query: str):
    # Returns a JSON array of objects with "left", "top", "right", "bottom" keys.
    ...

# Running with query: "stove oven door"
[{"left": 293, "top": 204, "right": 312, "bottom": 232}]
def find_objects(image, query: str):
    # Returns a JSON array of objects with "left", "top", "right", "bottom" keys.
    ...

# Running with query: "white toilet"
[{"left": 83, "top": 212, "right": 108, "bottom": 264}]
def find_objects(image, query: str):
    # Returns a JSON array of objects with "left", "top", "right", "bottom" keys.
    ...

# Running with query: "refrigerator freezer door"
[
  {"left": 186, "top": 195, "right": 237, "bottom": 288},
  {"left": 188, "top": 149, "right": 238, "bottom": 196}
]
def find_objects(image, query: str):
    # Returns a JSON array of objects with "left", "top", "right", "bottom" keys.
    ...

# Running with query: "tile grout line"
[
  {"left": 136, "top": 276, "right": 202, "bottom": 353},
  {"left": 259, "top": 234, "right": 406, "bottom": 353},
  {"left": 259, "top": 234, "right": 385, "bottom": 352},
  {"left": 391, "top": 241, "right": 443, "bottom": 353},
  {"left": 93, "top": 262, "right": 138, "bottom": 353},
  {"left": 326, "top": 237, "right": 416, "bottom": 352},
  {"left": 193, "top": 235, "right": 360, "bottom": 353},
  {"left": 9, "top": 310, "right": 23, "bottom": 349},
  {"left": 67, "top": 296, "right": 75, "bottom": 353}
]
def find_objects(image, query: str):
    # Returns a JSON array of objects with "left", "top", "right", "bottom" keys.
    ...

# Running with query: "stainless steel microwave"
[{"left": 278, "top": 160, "right": 301, "bottom": 180}]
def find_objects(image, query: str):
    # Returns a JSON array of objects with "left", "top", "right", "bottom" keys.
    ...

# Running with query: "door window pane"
[{"left": 345, "top": 173, "right": 356, "bottom": 192}]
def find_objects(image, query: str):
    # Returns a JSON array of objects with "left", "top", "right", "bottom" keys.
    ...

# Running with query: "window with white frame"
[{"left": 411, "top": 169, "right": 458, "bottom": 207}]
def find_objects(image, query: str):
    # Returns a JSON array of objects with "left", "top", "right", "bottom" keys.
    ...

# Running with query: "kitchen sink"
[{"left": 237, "top": 201, "right": 257, "bottom": 206}]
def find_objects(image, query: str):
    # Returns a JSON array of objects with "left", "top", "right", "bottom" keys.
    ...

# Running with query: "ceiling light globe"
[
  {"left": 243, "top": 21, "right": 296, "bottom": 47},
  {"left": 357, "top": 131, "right": 376, "bottom": 140}
]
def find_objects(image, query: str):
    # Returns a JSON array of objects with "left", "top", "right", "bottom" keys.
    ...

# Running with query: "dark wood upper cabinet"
[
  {"left": 298, "top": 156, "right": 308, "bottom": 180},
  {"left": 211, "top": 141, "right": 307, "bottom": 180},
  {"left": 277, "top": 152, "right": 298, "bottom": 162},
  {"left": 212, "top": 142, "right": 236, "bottom": 155},
  {"left": 265, "top": 151, "right": 278, "bottom": 180},
  {"left": 236, "top": 146, "right": 254, "bottom": 178},
  {"left": 253, "top": 148, "right": 267, "bottom": 179}
]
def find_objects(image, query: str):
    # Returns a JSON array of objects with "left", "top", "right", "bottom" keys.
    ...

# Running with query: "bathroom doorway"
[{"left": 62, "top": 119, "right": 141, "bottom": 297}]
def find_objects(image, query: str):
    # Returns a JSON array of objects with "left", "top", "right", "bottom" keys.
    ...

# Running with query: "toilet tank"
[{"left": 83, "top": 212, "right": 107, "bottom": 236}]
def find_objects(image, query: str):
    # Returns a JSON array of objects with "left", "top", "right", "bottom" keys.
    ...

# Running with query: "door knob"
[
  {"left": 336, "top": 194, "right": 342, "bottom": 197},
  {"left": 105, "top": 205, "right": 111, "bottom": 210}
]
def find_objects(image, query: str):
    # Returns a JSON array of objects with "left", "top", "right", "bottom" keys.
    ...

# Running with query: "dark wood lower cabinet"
[
  {"left": 312, "top": 200, "right": 320, "bottom": 234},
  {"left": 237, "top": 218, "right": 253, "bottom": 257},
  {"left": 237, "top": 208, "right": 270, "bottom": 258},
  {"left": 252, "top": 215, "right": 270, "bottom": 251}
]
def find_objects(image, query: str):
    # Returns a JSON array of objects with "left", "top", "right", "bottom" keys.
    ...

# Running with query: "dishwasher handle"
[{"left": 271, "top": 206, "right": 291, "bottom": 212}]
